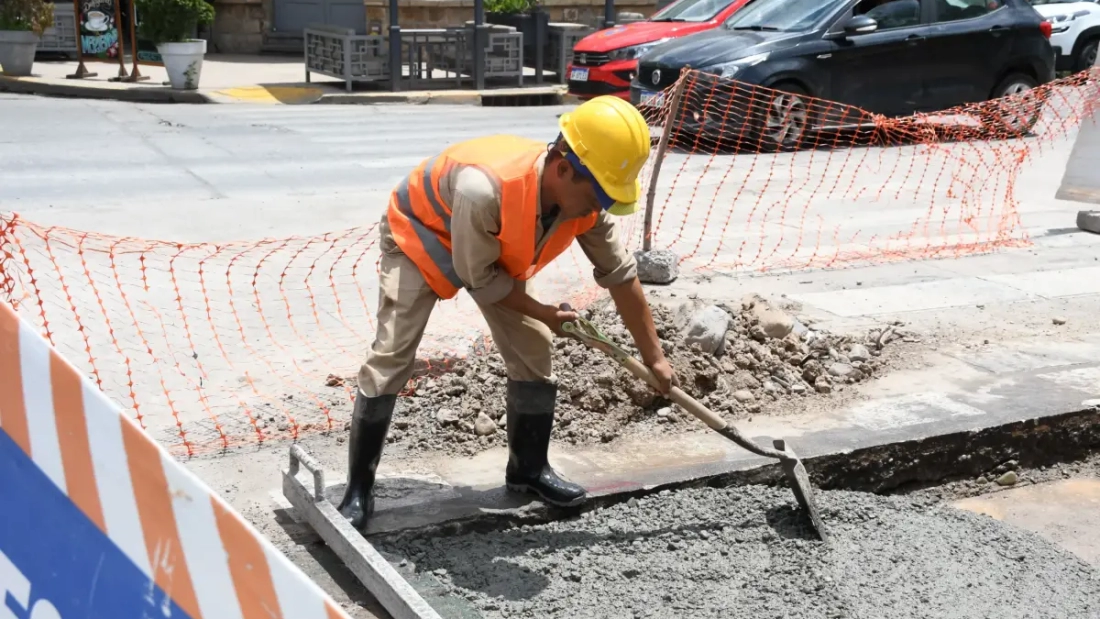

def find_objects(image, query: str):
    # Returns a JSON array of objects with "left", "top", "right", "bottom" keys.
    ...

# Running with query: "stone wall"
[
  {"left": 364, "top": 0, "right": 658, "bottom": 31},
  {"left": 211, "top": 0, "right": 271, "bottom": 54},
  {"left": 209, "top": 0, "right": 657, "bottom": 54}
]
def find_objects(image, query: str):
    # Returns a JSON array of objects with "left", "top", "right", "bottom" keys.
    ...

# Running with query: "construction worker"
[{"left": 338, "top": 95, "right": 677, "bottom": 530}]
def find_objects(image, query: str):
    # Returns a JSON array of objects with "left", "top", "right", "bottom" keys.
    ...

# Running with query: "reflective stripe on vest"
[
  {"left": 388, "top": 136, "right": 599, "bottom": 300},
  {"left": 390, "top": 156, "right": 464, "bottom": 292}
]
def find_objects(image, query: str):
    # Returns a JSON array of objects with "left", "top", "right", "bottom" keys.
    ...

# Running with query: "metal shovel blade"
[{"left": 774, "top": 439, "right": 828, "bottom": 543}]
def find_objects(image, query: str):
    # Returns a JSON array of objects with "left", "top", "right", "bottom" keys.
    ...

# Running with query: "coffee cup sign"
[
  {"left": 79, "top": 0, "right": 121, "bottom": 59},
  {"left": 86, "top": 10, "right": 109, "bottom": 31}
]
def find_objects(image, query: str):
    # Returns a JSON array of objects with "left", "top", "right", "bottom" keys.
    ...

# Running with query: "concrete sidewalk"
[{"left": 0, "top": 54, "right": 569, "bottom": 105}]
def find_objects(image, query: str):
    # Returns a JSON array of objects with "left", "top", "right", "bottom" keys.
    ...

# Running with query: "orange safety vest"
[{"left": 387, "top": 135, "right": 599, "bottom": 300}]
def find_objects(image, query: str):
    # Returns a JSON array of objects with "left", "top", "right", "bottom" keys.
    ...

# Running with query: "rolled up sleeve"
[
  {"left": 575, "top": 212, "right": 638, "bottom": 289},
  {"left": 448, "top": 165, "right": 516, "bottom": 305}
]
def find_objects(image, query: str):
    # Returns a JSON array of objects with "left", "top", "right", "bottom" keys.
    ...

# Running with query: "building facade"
[{"left": 209, "top": 0, "right": 659, "bottom": 54}]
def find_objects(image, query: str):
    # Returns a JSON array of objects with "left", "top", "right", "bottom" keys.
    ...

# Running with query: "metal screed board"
[{"left": 283, "top": 445, "right": 444, "bottom": 619}]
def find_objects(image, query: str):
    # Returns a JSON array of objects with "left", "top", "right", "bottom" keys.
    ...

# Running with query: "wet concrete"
[{"left": 375, "top": 485, "right": 1100, "bottom": 619}]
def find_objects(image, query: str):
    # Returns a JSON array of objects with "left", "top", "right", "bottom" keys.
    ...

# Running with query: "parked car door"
[
  {"left": 918, "top": 0, "right": 1018, "bottom": 110},
  {"left": 819, "top": 0, "right": 934, "bottom": 116}
]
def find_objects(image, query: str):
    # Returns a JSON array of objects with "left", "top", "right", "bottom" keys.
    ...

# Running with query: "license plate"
[
  {"left": 639, "top": 89, "right": 665, "bottom": 107},
  {"left": 570, "top": 67, "right": 589, "bottom": 82}
]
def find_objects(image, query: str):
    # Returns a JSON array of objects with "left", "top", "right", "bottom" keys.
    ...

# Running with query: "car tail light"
[{"left": 1039, "top": 20, "right": 1052, "bottom": 38}]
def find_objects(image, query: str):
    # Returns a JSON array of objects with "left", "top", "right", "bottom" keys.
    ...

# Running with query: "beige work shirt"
[{"left": 437, "top": 151, "right": 639, "bottom": 305}]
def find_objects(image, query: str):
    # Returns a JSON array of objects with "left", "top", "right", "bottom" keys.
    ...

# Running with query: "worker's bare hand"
[
  {"left": 539, "top": 302, "right": 578, "bottom": 337},
  {"left": 648, "top": 357, "right": 676, "bottom": 396}
]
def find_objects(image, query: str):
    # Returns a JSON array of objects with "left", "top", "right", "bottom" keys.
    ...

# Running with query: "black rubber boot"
[
  {"left": 504, "top": 379, "right": 587, "bottom": 507},
  {"left": 337, "top": 391, "right": 396, "bottom": 530}
]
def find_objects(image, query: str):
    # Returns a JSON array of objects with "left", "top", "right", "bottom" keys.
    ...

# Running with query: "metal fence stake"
[{"left": 643, "top": 71, "right": 690, "bottom": 253}]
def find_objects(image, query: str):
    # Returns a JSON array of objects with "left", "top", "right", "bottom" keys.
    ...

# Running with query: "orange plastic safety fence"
[
  {"left": 1, "top": 66, "right": 1097, "bottom": 456},
  {"left": 0, "top": 216, "right": 610, "bottom": 457},
  {"left": 640, "top": 67, "right": 1100, "bottom": 274}
]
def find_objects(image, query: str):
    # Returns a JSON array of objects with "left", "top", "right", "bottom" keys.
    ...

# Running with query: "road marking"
[{"left": 213, "top": 86, "right": 325, "bottom": 105}]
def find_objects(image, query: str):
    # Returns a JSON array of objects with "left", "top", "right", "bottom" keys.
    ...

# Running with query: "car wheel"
[
  {"left": 1075, "top": 38, "right": 1098, "bottom": 73},
  {"left": 983, "top": 73, "right": 1045, "bottom": 136},
  {"left": 752, "top": 84, "right": 811, "bottom": 152}
]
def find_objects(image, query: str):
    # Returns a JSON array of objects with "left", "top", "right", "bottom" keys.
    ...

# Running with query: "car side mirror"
[{"left": 843, "top": 14, "right": 879, "bottom": 35}]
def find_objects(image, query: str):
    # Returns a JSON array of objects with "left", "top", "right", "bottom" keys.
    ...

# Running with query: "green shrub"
[
  {"left": 485, "top": 0, "right": 538, "bottom": 14},
  {"left": 0, "top": 0, "right": 55, "bottom": 35},
  {"left": 134, "top": 0, "right": 215, "bottom": 44}
]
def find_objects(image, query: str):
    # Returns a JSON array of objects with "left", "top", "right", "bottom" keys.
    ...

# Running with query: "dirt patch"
[{"left": 342, "top": 295, "right": 912, "bottom": 458}]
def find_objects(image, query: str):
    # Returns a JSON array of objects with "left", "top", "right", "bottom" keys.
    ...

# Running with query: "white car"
[{"left": 1031, "top": 0, "right": 1100, "bottom": 72}]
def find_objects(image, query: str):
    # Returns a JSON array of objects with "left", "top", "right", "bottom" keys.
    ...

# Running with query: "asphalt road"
[{"left": 0, "top": 94, "right": 574, "bottom": 241}]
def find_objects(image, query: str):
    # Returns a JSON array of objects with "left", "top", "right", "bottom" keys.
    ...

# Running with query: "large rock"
[
  {"left": 473, "top": 412, "right": 497, "bottom": 436},
  {"left": 635, "top": 249, "right": 679, "bottom": 284},
  {"left": 682, "top": 305, "right": 731, "bottom": 355},
  {"left": 744, "top": 294, "right": 794, "bottom": 340},
  {"left": 828, "top": 362, "right": 855, "bottom": 378},
  {"left": 436, "top": 408, "right": 459, "bottom": 425},
  {"left": 848, "top": 344, "right": 871, "bottom": 363}
]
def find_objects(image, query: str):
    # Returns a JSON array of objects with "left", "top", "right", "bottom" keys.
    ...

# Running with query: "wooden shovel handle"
[{"left": 615, "top": 353, "right": 729, "bottom": 432}]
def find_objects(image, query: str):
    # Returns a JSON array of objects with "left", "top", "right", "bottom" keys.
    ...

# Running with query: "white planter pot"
[
  {"left": 157, "top": 39, "right": 206, "bottom": 90},
  {"left": 0, "top": 30, "right": 40, "bottom": 77}
]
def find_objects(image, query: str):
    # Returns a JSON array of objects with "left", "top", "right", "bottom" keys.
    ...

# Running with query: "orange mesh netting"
[{"left": 2, "top": 67, "right": 1098, "bottom": 456}]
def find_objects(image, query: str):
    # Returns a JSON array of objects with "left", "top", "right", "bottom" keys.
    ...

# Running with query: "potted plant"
[
  {"left": 134, "top": 0, "right": 215, "bottom": 90},
  {"left": 0, "top": 0, "right": 54, "bottom": 76},
  {"left": 485, "top": 0, "right": 548, "bottom": 60}
]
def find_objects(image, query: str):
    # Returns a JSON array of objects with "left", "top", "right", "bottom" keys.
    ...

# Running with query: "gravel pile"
[
  {"left": 360, "top": 295, "right": 908, "bottom": 457},
  {"left": 377, "top": 485, "right": 1100, "bottom": 619}
]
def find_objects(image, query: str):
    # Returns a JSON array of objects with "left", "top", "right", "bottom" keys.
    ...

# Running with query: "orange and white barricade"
[{"left": 0, "top": 298, "right": 351, "bottom": 619}]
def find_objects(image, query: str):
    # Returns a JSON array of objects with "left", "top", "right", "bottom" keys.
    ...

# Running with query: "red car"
[{"left": 566, "top": 0, "right": 754, "bottom": 100}]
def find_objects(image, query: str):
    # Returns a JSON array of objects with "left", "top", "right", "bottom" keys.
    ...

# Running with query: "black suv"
[{"left": 631, "top": 0, "right": 1056, "bottom": 148}]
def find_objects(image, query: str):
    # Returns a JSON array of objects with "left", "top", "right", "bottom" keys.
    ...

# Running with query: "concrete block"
[
  {"left": 635, "top": 248, "right": 679, "bottom": 285},
  {"left": 1078, "top": 210, "right": 1100, "bottom": 234}
]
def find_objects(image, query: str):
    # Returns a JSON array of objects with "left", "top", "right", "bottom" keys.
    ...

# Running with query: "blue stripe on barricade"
[{"left": 0, "top": 430, "right": 194, "bottom": 619}]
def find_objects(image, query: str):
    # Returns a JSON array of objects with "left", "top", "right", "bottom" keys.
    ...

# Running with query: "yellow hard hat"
[{"left": 558, "top": 96, "right": 652, "bottom": 216}]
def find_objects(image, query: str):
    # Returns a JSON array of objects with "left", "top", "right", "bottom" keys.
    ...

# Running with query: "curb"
[
  {"left": 316, "top": 89, "right": 567, "bottom": 107},
  {"left": 0, "top": 75, "right": 213, "bottom": 104},
  {"left": 1, "top": 75, "right": 571, "bottom": 107},
  {"left": 316, "top": 92, "right": 482, "bottom": 105}
]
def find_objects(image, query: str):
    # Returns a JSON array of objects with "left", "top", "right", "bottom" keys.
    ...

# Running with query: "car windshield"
[
  {"left": 724, "top": 0, "right": 847, "bottom": 31},
  {"left": 651, "top": 0, "right": 734, "bottom": 22}
]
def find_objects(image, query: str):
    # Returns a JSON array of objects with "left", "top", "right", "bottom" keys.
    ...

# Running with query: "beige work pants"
[{"left": 356, "top": 215, "right": 554, "bottom": 398}]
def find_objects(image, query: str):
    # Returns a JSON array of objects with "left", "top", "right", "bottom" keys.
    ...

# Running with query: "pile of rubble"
[{"left": 358, "top": 294, "right": 909, "bottom": 457}]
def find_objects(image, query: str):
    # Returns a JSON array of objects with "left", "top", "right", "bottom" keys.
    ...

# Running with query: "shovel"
[{"left": 562, "top": 311, "right": 828, "bottom": 542}]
